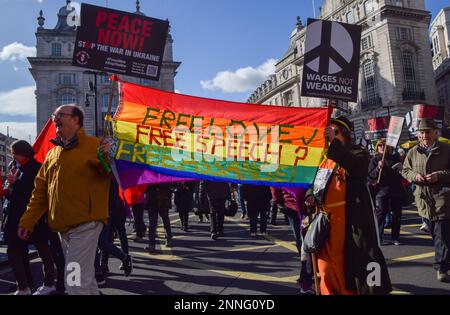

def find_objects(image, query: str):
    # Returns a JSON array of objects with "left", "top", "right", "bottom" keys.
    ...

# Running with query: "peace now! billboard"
[
  {"left": 301, "top": 19, "right": 362, "bottom": 102},
  {"left": 72, "top": 3, "right": 168, "bottom": 81}
]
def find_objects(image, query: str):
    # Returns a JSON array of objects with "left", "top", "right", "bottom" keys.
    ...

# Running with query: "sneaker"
[
  {"left": 211, "top": 233, "right": 218, "bottom": 240},
  {"left": 420, "top": 223, "right": 430, "bottom": 233},
  {"left": 393, "top": 240, "right": 401, "bottom": 246},
  {"left": 95, "top": 273, "right": 106, "bottom": 286},
  {"left": 146, "top": 244, "right": 156, "bottom": 254},
  {"left": 260, "top": 232, "right": 267, "bottom": 236},
  {"left": 300, "top": 288, "right": 316, "bottom": 295},
  {"left": 165, "top": 238, "right": 173, "bottom": 247},
  {"left": 437, "top": 271, "right": 450, "bottom": 283},
  {"left": 14, "top": 288, "right": 31, "bottom": 295},
  {"left": 122, "top": 255, "right": 133, "bottom": 277},
  {"left": 250, "top": 232, "right": 257, "bottom": 237},
  {"left": 32, "top": 285, "right": 56, "bottom": 295}
]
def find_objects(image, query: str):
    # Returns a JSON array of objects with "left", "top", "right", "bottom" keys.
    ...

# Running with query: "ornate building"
[
  {"left": 431, "top": 7, "right": 450, "bottom": 128},
  {"left": 248, "top": 0, "right": 438, "bottom": 142},
  {"left": 28, "top": 0, "right": 181, "bottom": 136},
  {"left": 0, "top": 132, "right": 17, "bottom": 178}
]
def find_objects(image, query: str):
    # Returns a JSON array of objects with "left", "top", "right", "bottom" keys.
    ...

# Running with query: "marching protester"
[
  {"left": 199, "top": 181, "right": 231, "bottom": 240},
  {"left": 306, "top": 116, "right": 392, "bottom": 295},
  {"left": 95, "top": 178, "right": 132, "bottom": 285},
  {"left": 18, "top": 105, "right": 111, "bottom": 295},
  {"left": 4, "top": 140, "right": 55, "bottom": 295},
  {"left": 368, "top": 139, "right": 404, "bottom": 245},
  {"left": 277, "top": 187, "right": 314, "bottom": 294},
  {"left": 145, "top": 184, "right": 174, "bottom": 253},
  {"left": 402, "top": 118, "right": 450, "bottom": 283},
  {"left": 193, "top": 182, "right": 209, "bottom": 223},
  {"left": 174, "top": 182, "right": 196, "bottom": 232},
  {"left": 241, "top": 184, "right": 271, "bottom": 236}
]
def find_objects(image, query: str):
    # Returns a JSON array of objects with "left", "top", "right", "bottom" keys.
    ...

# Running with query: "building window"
[
  {"left": 346, "top": 11, "right": 354, "bottom": 24},
  {"left": 60, "top": 93, "right": 76, "bottom": 105},
  {"left": 363, "top": 59, "right": 378, "bottom": 105},
  {"left": 282, "top": 90, "right": 293, "bottom": 107},
  {"left": 361, "top": 35, "right": 373, "bottom": 50},
  {"left": 364, "top": 0, "right": 374, "bottom": 15},
  {"left": 101, "top": 73, "right": 111, "bottom": 84},
  {"left": 51, "top": 43, "right": 62, "bottom": 57},
  {"left": 402, "top": 52, "right": 417, "bottom": 94},
  {"left": 432, "top": 36, "right": 440, "bottom": 55},
  {"left": 395, "top": 0, "right": 404, "bottom": 6},
  {"left": 101, "top": 94, "right": 118, "bottom": 113},
  {"left": 59, "top": 73, "right": 76, "bottom": 85},
  {"left": 397, "top": 27, "right": 412, "bottom": 41}
]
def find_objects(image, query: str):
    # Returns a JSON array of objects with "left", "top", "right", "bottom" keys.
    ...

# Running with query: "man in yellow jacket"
[{"left": 18, "top": 104, "right": 111, "bottom": 295}]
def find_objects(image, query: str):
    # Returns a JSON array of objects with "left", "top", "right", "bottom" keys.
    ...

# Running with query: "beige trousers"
[{"left": 60, "top": 221, "right": 103, "bottom": 295}]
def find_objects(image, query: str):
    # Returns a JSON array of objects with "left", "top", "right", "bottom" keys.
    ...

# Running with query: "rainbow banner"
[{"left": 112, "top": 81, "right": 331, "bottom": 189}]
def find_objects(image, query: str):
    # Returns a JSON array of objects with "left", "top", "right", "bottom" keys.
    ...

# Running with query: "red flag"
[
  {"left": 33, "top": 118, "right": 56, "bottom": 163},
  {"left": 119, "top": 185, "right": 146, "bottom": 206}
]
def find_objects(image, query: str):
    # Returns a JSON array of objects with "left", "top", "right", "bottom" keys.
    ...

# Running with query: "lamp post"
[{"left": 84, "top": 70, "right": 99, "bottom": 136}]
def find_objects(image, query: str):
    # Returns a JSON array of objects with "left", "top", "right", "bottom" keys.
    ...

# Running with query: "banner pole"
[
  {"left": 103, "top": 75, "right": 119, "bottom": 138},
  {"left": 377, "top": 144, "right": 388, "bottom": 184}
]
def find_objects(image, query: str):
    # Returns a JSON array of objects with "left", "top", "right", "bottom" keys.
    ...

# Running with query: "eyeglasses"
[{"left": 51, "top": 112, "right": 74, "bottom": 120}]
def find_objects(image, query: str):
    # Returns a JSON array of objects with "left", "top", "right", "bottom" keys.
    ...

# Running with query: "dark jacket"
[
  {"left": 4, "top": 158, "right": 49, "bottom": 246},
  {"left": 199, "top": 181, "right": 231, "bottom": 201},
  {"left": 174, "top": 182, "right": 196, "bottom": 212},
  {"left": 145, "top": 184, "right": 173, "bottom": 212},
  {"left": 402, "top": 141, "right": 450, "bottom": 221},
  {"left": 326, "top": 139, "right": 392, "bottom": 295},
  {"left": 241, "top": 185, "right": 272, "bottom": 209},
  {"left": 368, "top": 152, "right": 404, "bottom": 197}
]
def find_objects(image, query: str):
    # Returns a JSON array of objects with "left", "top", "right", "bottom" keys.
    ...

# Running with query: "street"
[{"left": 0, "top": 206, "right": 448, "bottom": 295}]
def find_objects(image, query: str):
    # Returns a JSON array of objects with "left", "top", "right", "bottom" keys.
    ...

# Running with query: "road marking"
[
  {"left": 388, "top": 252, "right": 434, "bottom": 264},
  {"left": 391, "top": 290, "right": 412, "bottom": 295},
  {"left": 226, "top": 217, "right": 298, "bottom": 253},
  {"left": 131, "top": 250, "right": 298, "bottom": 284}
]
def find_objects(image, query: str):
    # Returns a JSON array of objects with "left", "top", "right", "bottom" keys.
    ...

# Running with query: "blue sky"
[{"left": 0, "top": 0, "right": 447, "bottom": 140}]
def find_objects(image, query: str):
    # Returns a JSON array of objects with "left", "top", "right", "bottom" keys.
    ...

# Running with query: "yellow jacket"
[{"left": 20, "top": 128, "right": 110, "bottom": 233}]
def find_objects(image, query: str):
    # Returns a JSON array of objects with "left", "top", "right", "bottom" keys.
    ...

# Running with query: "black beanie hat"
[
  {"left": 11, "top": 140, "right": 35, "bottom": 158},
  {"left": 331, "top": 116, "right": 354, "bottom": 132}
]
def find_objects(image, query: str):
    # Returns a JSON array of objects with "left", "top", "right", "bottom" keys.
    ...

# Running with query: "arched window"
[
  {"left": 363, "top": 59, "right": 377, "bottom": 105},
  {"left": 364, "top": 0, "right": 374, "bottom": 15},
  {"left": 402, "top": 51, "right": 417, "bottom": 94},
  {"left": 60, "top": 93, "right": 76, "bottom": 105},
  {"left": 101, "top": 94, "right": 118, "bottom": 114},
  {"left": 346, "top": 11, "right": 354, "bottom": 24},
  {"left": 52, "top": 43, "right": 62, "bottom": 57}
]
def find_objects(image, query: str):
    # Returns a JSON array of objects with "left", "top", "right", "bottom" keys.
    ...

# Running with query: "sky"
[{"left": 0, "top": 0, "right": 447, "bottom": 141}]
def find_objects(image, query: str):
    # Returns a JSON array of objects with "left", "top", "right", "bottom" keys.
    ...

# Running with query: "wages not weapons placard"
[
  {"left": 72, "top": 3, "right": 168, "bottom": 80},
  {"left": 301, "top": 19, "right": 361, "bottom": 102}
]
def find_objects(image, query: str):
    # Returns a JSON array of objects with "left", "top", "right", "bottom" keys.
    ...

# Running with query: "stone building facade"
[
  {"left": 28, "top": 0, "right": 181, "bottom": 136},
  {"left": 248, "top": 0, "right": 438, "bottom": 142},
  {"left": 431, "top": 7, "right": 450, "bottom": 128}
]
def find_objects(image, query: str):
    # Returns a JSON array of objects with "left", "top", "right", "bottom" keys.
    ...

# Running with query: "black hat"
[
  {"left": 11, "top": 140, "right": 35, "bottom": 158},
  {"left": 331, "top": 116, "right": 354, "bottom": 132},
  {"left": 418, "top": 118, "right": 438, "bottom": 131}
]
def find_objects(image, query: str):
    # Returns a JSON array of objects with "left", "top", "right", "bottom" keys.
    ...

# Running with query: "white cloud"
[
  {"left": 37, "top": 0, "right": 43, "bottom": 3},
  {"left": 0, "top": 86, "right": 36, "bottom": 116},
  {"left": 13, "top": 65, "right": 19, "bottom": 72},
  {"left": 0, "top": 42, "right": 36, "bottom": 62},
  {"left": 0, "top": 122, "right": 36, "bottom": 141},
  {"left": 200, "top": 58, "right": 277, "bottom": 93}
]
